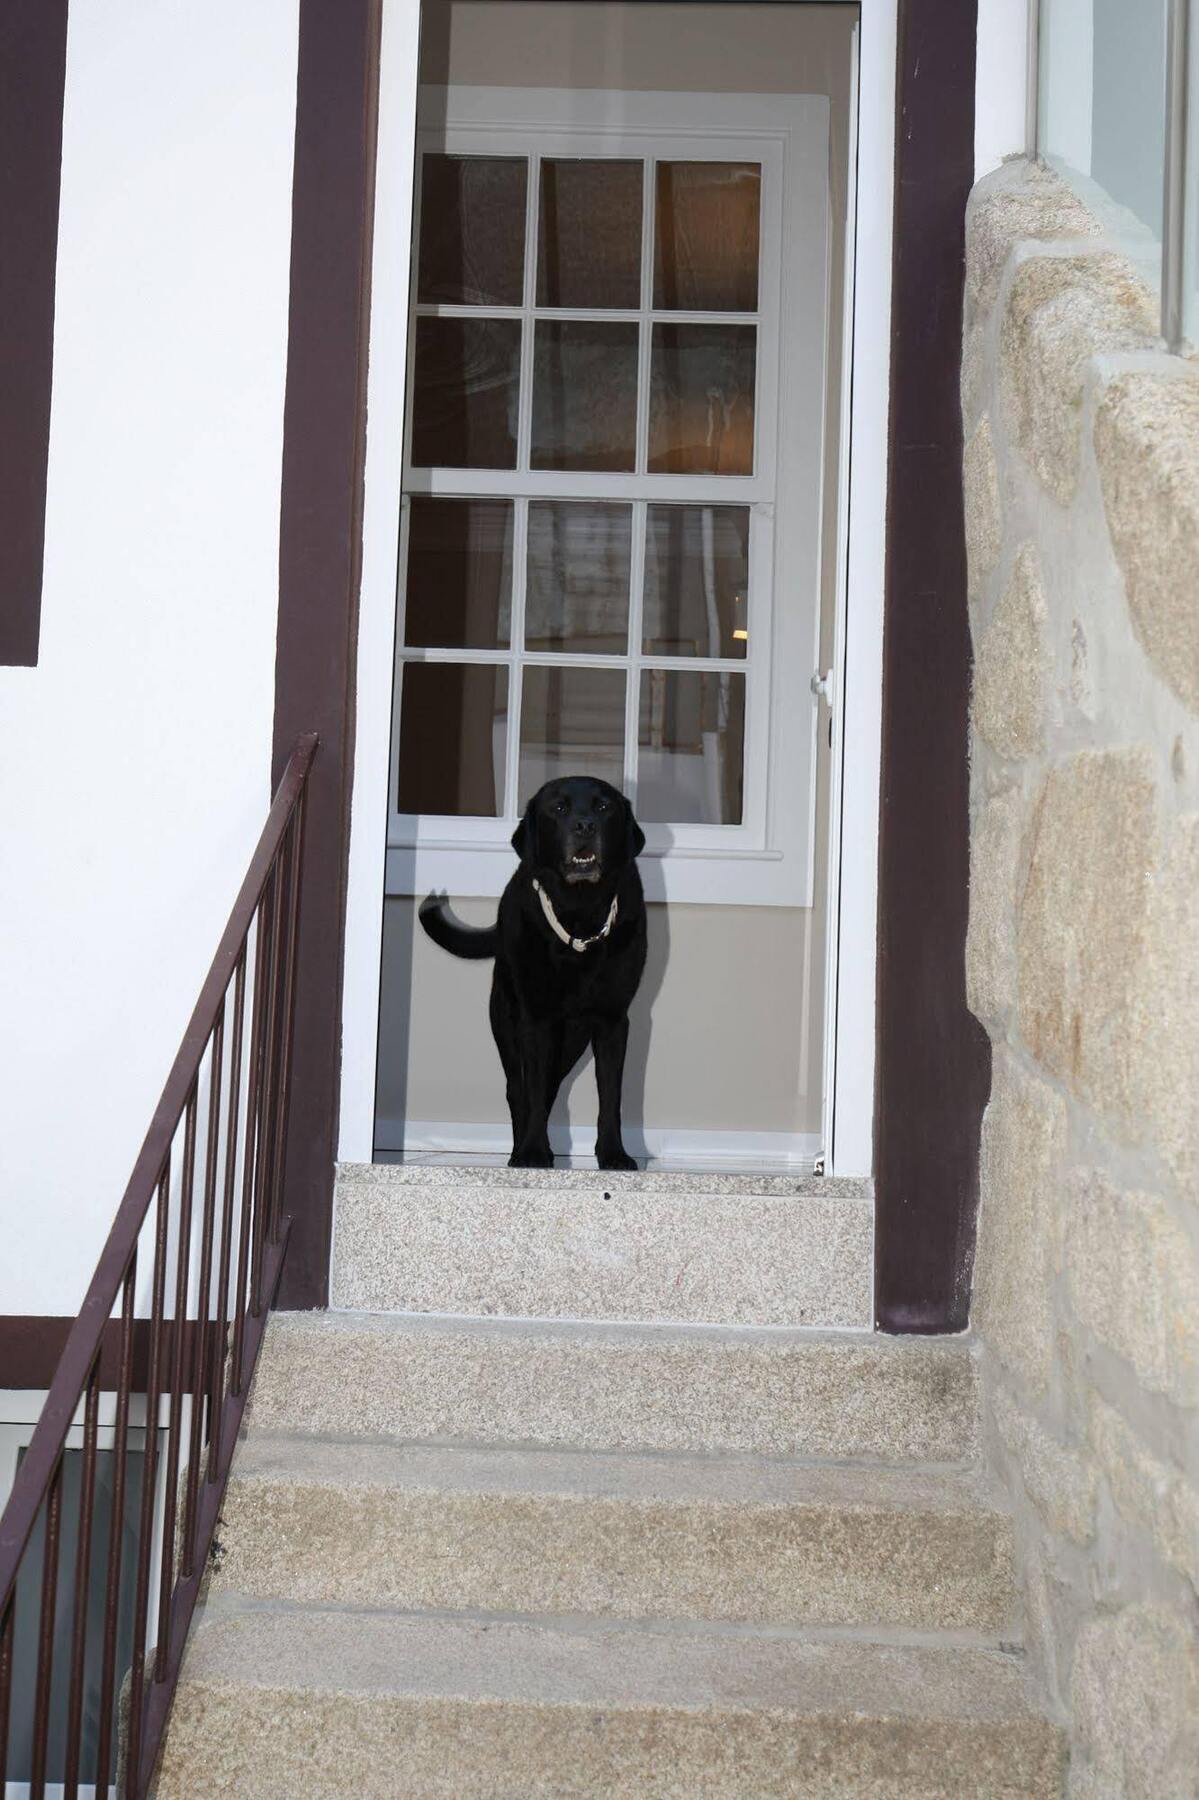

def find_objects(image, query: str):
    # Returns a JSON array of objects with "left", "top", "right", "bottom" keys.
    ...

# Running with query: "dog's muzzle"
[{"left": 563, "top": 847, "right": 602, "bottom": 884}]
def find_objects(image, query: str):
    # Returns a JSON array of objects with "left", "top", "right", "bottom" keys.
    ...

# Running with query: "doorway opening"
[{"left": 367, "top": 1, "right": 860, "bottom": 1172}]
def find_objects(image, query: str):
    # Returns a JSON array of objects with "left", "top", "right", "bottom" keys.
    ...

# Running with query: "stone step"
[
  {"left": 331, "top": 1163, "right": 874, "bottom": 1327},
  {"left": 213, "top": 1437, "right": 1016, "bottom": 1634},
  {"left": 159, "top": 1606, "right": 1065, "bottom": 1798},
  {"left": 250, "top": 1309, "right": 980, "bottom": 1464}
]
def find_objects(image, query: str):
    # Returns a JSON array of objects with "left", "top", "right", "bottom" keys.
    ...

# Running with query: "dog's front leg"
[
  {"left": 510, "top": 1020, "right": 557, "bottom": 1168},
  {"left": 593, "top": 1016, "right": 637, "bottom": 1171}
]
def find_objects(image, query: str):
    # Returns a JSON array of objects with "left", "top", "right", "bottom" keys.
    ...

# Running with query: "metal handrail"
[{"left": 0, "top": 731, "right": 317, "bottom": 1796}]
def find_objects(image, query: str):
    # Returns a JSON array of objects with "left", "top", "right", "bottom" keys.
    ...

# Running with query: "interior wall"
[
  {"left": 378, "top": 897, "right": 818, "bottom": 1142},
  {"left": 0, "top": 1, "right": 299, "bottom": 1314},
  {"left": 375, "top": 1, "right": 854, "bottom": 1150}
]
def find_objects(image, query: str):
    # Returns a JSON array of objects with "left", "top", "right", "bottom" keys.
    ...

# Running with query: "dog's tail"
[{"left": 418, "top": 894, "right": 500, "bottom": 960}]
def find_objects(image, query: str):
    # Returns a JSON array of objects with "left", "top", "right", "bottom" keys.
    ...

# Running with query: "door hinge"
[{"left": 810, "top": 669, "right": 833, "bottom": 705}]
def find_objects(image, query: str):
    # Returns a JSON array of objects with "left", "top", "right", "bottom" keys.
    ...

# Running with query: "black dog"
[{"left": 419, "top": 776, "right": 648, "bottom": 1170}]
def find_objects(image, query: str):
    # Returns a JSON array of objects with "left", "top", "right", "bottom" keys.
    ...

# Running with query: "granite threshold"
[{"left": 344, "top": 1159, "right": 872, "bottom": 1199}]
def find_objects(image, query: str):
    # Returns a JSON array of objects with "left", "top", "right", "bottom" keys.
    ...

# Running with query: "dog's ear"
[
  {"left": 624, "top": 797, "right": 646, "bottom": 859},
  {"left": 511, "top": 798, "right": 537, "bottom": 862}
]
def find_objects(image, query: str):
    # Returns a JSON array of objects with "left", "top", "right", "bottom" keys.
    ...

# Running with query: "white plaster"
[{"left": 0, "top": 1, "right": 300, "bottom": 1314}]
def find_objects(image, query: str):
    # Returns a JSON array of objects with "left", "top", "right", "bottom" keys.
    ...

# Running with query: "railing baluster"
[
  {"left": 270, "top": 795, "right": 306, "bottom": 1244},
  {"left": 155, "top": 1088, "right": 198, "bottom": 1682},
  {"left": 0, "top": 1591, "right": 14, "bottom": 1792},
  {"left": 232, "top": 894, "right": 272, "bottom": 1395},
  {"left": 30, "top": 1455, "right": 63, "bottom": 1798},
  {"left": 250, "top": 865, "right": 285, "bottom": 1318},
  {"left": 93, "top": 1256, "right": 136, "bottom": 1798},
  {"left": 183, "top": 1009, "right": 224, "bottom": 1577},
  {"left": 209, "top": 953, "right": 247, "bottom": 1480},
  {"left": 259, "top": 824, "right": 289, "bottom": 1245},
  {"left": 62, "top": 1368, "right": 100, "bottom": 1798},
  {"left": 127, "top": 1169, "right": 171, "bottom": 1792},
  {"left": 0, "top": 734, "right": 315, "bottom": 1800}
]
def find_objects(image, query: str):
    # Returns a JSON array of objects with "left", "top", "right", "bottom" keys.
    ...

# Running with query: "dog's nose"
[{"left": 574, "top": 818, "right": 596, "bottom": 837}]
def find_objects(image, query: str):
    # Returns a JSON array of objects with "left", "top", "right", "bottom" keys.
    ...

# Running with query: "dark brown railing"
[{"left": 0, "top": 732, "right": 316, "bottom": 1796}]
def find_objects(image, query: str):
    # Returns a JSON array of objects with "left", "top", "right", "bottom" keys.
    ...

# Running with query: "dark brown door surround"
[
  {"left": 271, "top": 0, "right": 990, "bottom": 1326},
  {"left": 0, "top": 2, "right": 69, "bottom": 668},
  {"left": 271, "top": 0, "right": 383, "bottom": 1310},
  {"left": 874, "top": 0, "right": 990, "bottom": 1330}
]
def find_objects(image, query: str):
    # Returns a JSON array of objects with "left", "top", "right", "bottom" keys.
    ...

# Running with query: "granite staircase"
[{"left": 157, "top": 1166, "right": 1064, "bottom": 1796}]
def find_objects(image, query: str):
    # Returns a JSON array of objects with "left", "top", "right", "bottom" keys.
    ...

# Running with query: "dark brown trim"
[
  {"left": 874, "top": 0, "right": 991, "bottom": 1332},
  {"left": 270, "top": 0, "right": 991, "bottom": 1329},
  {"left": 272, "top": 0, "right": 383, "bottom": 1309},
  {"left": 0, "top": 1319, "right": 214, "bottom": 1394},
  {"left": 0, "top": 2, "right": 69, "bottom": 667}
]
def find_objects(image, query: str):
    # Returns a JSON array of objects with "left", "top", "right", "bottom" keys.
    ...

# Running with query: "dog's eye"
[
  {"left": 555, "top": 799, "right": 569, "bottom": 814},
  {"left": 594, "top": 798, "right": 609, "bottom": 812}
]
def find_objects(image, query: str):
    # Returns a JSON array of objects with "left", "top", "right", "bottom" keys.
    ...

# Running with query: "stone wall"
[{"left": 962, "top": 159, "right": 1199, "bottom": 1795}]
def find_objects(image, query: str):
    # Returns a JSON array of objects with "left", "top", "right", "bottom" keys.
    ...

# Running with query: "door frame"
[
  {"left": 338, "top": 0, "right": 891, "bottom": 1180},
  {"left": 275, "top": 0, "right": 986, "bottom": 1332}
]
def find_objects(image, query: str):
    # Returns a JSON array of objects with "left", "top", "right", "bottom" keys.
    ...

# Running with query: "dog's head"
[{"left": 511, "top": 777, "right": 645, "bottom": 885}]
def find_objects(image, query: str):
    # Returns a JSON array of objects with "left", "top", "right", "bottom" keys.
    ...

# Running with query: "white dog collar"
[{"left": 532, "top": 879, "right": 618, "bottom": 953}]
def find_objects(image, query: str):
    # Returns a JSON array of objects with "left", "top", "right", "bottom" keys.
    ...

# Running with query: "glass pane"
[
  {"left": 526, "top": 502, "right": 631, "bottom": 653},
  {"left": 648, "top": 324, "right": 756, "bottom": 474},
  {"left": 404, "top": 498, "right": 513, "bottom": 649},
  {"left": 654, "top": 162, "right": 761, "bottom": 311},
  {"left": 410, "top": 317, "right": 521, "bottom": 469},
  {"left": 8, "top": 1444, "right": 147, "bottom": 1785},
  {"left": 537, "top": 160, "right": 643, "bottom": 309},
  {"left": 397, "top": 663, "right": 508, "bottom": 815},
  {"left": 1189, "top": 0, "right": 1199, "bottom": 344},
  {"left": 519, "top": 664, "right": 626, "bottom": 799},
  {"left": 1038, "top": 0, "right": 1167, "bottom": 260},
  {"left": 417, "top": 155, "right": 528, "bottom": 305},
  {"left": 643, "top": 505, "right": 749, "bottom": 658},
  {"left": 637, "top": 669, "right": 745, "bottom": 824},
  {"left": 531, "top": 321, "right": 638, "bottom": 471}
]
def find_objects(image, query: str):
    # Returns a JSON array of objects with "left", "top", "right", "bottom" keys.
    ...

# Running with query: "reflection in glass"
[
  {"left": 397, "top": 663, "right": 508, "bottom": 815},
  {"left": 404, "top": 498, "right": 513, "bottom": 648},
  {"left": 526, "top": 502, "right": 631, "bottom": 653},
  {"left": 7, "top": 1444, "right": 147, "bottom": 1785},
  {"left": 643, "top": 505, "right": 749, "bottom": 658},
  {"left": 519, "top": 664, "right": 626, "bottom": 798},
  {"left": 531, "top": 321, "right": 638, "bottom": 471},
  {"left": 1038, "top": 0, "right": 1167, "bottom": 254},
  {"left": 417, "top": 155, "right": 528, "bottom": 305},
  {"left": 410, "top": 317, "right": 522, "bottom": 468},
  {"left": 637, "top": 669, "right": 745, "bottom": 824},
  {"left": 648, "top": 324, "right": 756, "bottom": 474},
  {"left": 654, "top": 162, "right": 761, "bottom": 312},
  {"left": 538, "top": 160, "right": 643, "bottom": 309},
  {"left": 1189, "top": 0, "right": 1199, "bottom": 343}
]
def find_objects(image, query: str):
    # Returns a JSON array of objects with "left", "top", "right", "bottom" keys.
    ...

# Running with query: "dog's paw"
[
  {"left": 509, "top": 1145, "right": 554, "bottom": 1169},
  {"left": 597, "top": 1147, "right": 639, "bottom": 1172}
]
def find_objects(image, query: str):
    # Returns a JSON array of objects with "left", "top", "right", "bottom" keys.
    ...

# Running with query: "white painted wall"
[
  {"left": 976, "top": 0, "right": 1031, "bottom": 176},
  {"left": 0, "top": 1, "right": 300, "bottom": 1317}
]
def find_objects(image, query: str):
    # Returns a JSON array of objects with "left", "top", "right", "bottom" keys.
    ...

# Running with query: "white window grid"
[{"left": 386, "top": 90, "right": 830, "bottom": 906}]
